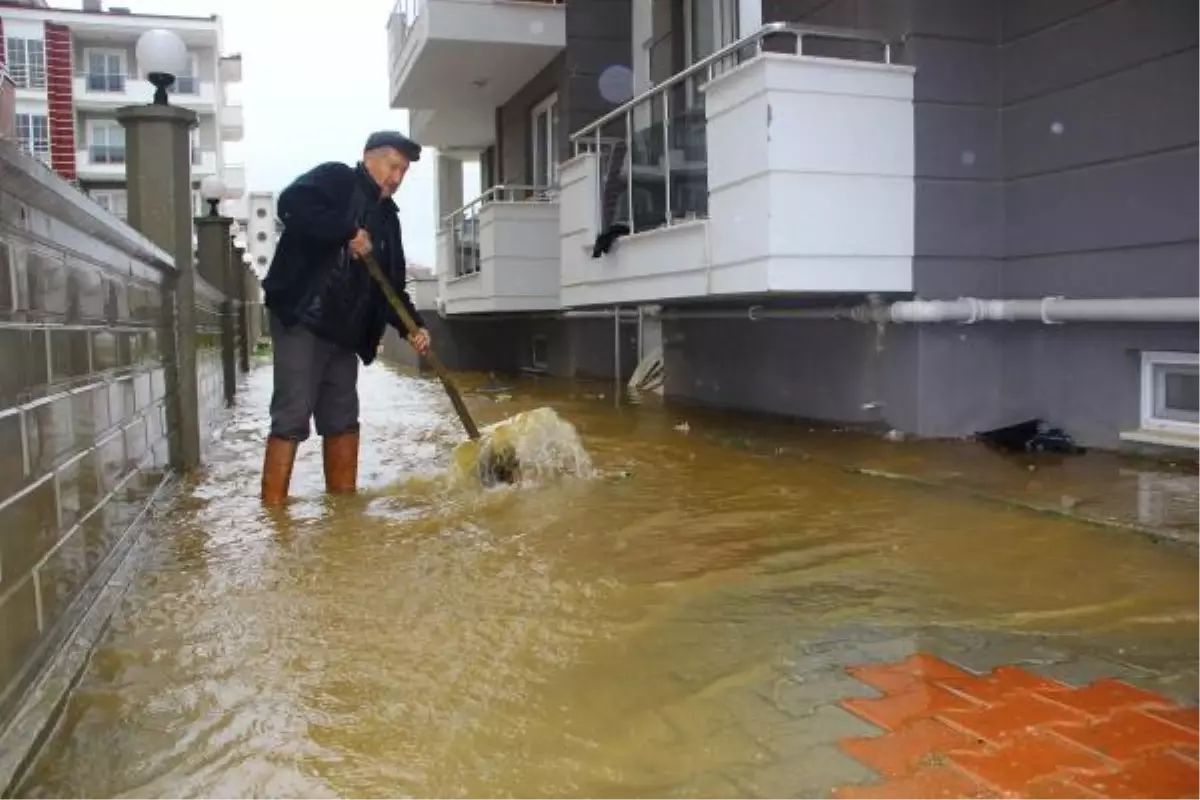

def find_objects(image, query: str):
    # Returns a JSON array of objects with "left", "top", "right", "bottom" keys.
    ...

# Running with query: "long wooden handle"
[{"left": 361, "top": 252, "right": 481, "bottom": 440}]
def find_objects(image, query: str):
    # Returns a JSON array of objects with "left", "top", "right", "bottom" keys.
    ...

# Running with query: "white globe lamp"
[
  {"left": 136, "top": 29, "right": 189, "bottom": 105},
  {"left": 199, "top": 175, "right": 227, "bottom": 216}
]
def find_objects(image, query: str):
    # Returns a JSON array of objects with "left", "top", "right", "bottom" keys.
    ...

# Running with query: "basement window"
[
  {"left": 531, "top": 335, "right": 549, "bottom": 370},
  {"left": 1122, "top": 351, "right": 1199, "bottom": 449}
]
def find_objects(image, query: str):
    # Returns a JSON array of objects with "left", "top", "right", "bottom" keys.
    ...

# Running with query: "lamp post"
[
  {"left": 135, "top": 28, "right": 190, "bottom": 106},
  {"left": 119, "top": 26, "right": 202, "bottom": 469},
  {"left": 196, "top": 174, "right": 237, "bottom": 406}
]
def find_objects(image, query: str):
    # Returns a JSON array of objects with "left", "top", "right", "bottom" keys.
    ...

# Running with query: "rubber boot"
[
  {"left": 261, "top": 436, "right": 298, "bottom": 507},
  {"left": 322, "top": 431, "right": 359, "bottom": 495}
]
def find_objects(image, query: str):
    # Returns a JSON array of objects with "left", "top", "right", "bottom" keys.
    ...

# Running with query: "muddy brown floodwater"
[{"left": 20, "top": 362, "right": 1199, "bottom": 798}]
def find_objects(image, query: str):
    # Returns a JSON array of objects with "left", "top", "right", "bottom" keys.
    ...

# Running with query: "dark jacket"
[{"left": 262, "top": 161, "right": 426, "bottom": 365}]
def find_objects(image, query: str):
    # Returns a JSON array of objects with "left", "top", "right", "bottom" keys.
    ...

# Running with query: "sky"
[{"left": 100, "top": 0, "right": 457, "bottom": 267}]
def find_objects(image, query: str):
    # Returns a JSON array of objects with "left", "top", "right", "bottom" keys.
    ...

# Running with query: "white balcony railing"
[
  {"left": 569, "top": 22, "right": 896, "bottom": 239},
  {"left": 442, "top": 184, "right": 556, "bottom": 278}
]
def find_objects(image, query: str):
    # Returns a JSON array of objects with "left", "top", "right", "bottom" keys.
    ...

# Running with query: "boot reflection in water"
[{"left": 256, "top": 130, "right": 429, "bottom": 505}]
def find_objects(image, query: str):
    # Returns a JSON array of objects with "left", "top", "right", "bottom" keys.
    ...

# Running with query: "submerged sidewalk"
[{"left": 14, "top": 362, "right": 1199, "bottom": 798}]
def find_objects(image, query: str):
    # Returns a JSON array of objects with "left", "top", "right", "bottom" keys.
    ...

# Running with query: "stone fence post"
[
  {"left": 118, "top": 103, "right": 200, "bottom": 471},
  {"left": 196, "top": 212, "right": 235, "bottom": 406}
]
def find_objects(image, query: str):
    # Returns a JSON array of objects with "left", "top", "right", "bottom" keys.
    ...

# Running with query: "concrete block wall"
[{"left": 0, "top": 139, "right": 245, "bottom": 728}]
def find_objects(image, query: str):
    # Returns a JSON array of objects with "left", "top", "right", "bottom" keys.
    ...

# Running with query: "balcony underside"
[
  {"left": 410, "top": 107, "right": 495, "bottom": 155},
  {"left": 389, "top": 1, "right": 564, "bottom": 144}
]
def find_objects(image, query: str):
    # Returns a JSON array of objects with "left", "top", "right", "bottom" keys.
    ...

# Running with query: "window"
[
  {"left": 530, "top": 92, "right": 559, "bottom": 189},
  {"left": 88, "top": 121, "right": 126, "bottom": 164},
  {"left": 256, "top": 256, "right": 268, "bottom": 266},
  {"left": 255, "top": 208, "right": 267, "bottom": 218},
  {"left": 685, "top": 0, "right": 739, "bottom": 66},
  {"left": 169, "top": 53, "right": 200, "bottom": 95},
  {"left": 92, "top": 189, "right": 128, "bottom": 220},
  {"left": 256, "top": 231, "right": 267, "bottom": 242},
  {"left": 1139, "top": 352, "right": 1199, "bottom": 434},
  {"left": 15, "top": 114, "right": 50, "bottom": 162},
  {"left": 5, "top": 37, "right": 46, "bottom": 90},
  {"left": 85, "top": 50, "right": 126, "bottom": 93},
  {"left": 531, "top": 335, "right": 549, "bottom": 370}
]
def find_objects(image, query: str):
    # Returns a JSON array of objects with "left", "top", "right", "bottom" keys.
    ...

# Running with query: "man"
[{"left": 259, "top": 131, "right": 432, "bottom": 506}]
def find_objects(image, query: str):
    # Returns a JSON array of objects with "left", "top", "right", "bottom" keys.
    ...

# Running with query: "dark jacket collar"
[{"left": 355, "top": 162, "right": 398, "bottom": 212}]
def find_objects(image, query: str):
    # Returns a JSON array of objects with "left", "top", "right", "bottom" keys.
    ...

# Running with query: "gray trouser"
[{"left": 269, "top": 313, "right": 359, "bottom": 441}]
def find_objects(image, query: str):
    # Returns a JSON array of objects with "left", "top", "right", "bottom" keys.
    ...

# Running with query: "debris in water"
[
  {"left": 884, "top": 429, "right": 905, "bottom": 442},
  {"left": 674, "top": 421, "right": 691, "bottom": 434},
  {"left": 450, "top": 407, "right": 594, "bottom": 487}
]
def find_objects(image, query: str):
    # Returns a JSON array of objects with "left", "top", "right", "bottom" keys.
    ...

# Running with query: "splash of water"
[{"left": 450, "top": 407, "right": 595, "bottom": 487}]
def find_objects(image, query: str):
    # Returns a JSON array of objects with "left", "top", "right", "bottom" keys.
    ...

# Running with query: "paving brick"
[
  {"left": 839, "top": 718, "right": 980, "bottom": 778},
  {"left": 1023, "top": 775, "right": 1105, "bottom": 798},
  {"left": 938, "top": 665, "right": 1071, "bottom": 706},
  {"left": 848, "top": 655, "right": 975, "bottom": 695},
  {"left": 796, "top": 638, "right": 920, "bottom": 677},
  {"left": 941, "top": 638, "right": 1071, "bottom": 675},
  {"left": 757, "top": 705, "right": 881, "bottom": 758},
  {"left": 1144, "top": 706, "right": 1200, "bottom": 733},
  {"left": 659, "top": 697, "right": 737, "bottom": 741},
  {"left": 723, "top": 687, "right": 804, "bottom": 742},
  {"left": 938, "top": 693, "right": 1089, "bottom": 744},
  {"left": 1031, "top": 656, "right": 1155, "bottom": 689},
  {"left": 1035, "top": 678, "right": 1175, "bottom": 720},
  {"left": 1049, "top": 709, "right": 1200, "bottom": 762},
  {"left": 761, "top": 671, "right": 880, "bottom": 718},
  {"left": 832, "top": 767, "right": 996, "bottom": 799},
  {"left": 1071, "top": 749, "right": 1200, "bottom": 799},
  {"left": 843, "top": 684, "right": 983, "bottom": 733},
  {"left": 947, "top": 730, "right": 1113, "bottom": 794}
]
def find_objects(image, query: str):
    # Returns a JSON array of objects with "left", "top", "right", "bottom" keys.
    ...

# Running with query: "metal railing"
[
  {"left": 570, "top": 22, "right": 897, "bottom": 237},
  {"left": 5, "top": 62, "right": 47, "bottom": 90},
  {"left": 443, "top": 184, "right": 556, "bottom": 278}
]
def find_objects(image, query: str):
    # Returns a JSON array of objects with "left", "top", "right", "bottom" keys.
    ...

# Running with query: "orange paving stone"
[
  {"left": 939, "top": 665, "right": 1071, "bottom": 706},
  {"left": 848, "top": 654, "right": 976, "bottom": 694},
  {"left": 832, "top": 652, "right": 1200, "bottom": 800},
  {"left": 1049, "top": 708, "right": 1200, "bottom": 761},
  {"left": 1034, "top": 678, "right": 1174, "bottom": 719},
  {"left": 831, "top": 767, "right": 996, "bottom": 799},
  {"left": 947, "top": 731, "right": 1112, "bottom": 794},
  {"left": 842, "top": 683, "right": 983, "bottom": 732},
  {"left": 938, "top": 692, "right": 1089, "bottom": 744},
  {"left": 1071, "top": 750, "right": 1200, "bottom": 799},
  {"left": 839, "top": 718, "right": 980, "bottom": 778},
  {"left": 1149, "top": 707, "right": 1200, "bottom": 733}
]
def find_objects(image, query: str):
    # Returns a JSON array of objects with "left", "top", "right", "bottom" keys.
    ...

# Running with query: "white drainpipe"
[{"left": 658, "top": 297, "right": 1199, "bottom": 324}]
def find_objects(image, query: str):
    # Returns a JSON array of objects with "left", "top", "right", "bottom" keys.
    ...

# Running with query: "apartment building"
[
  {"left": 387, "top": 0, "right": 1198, "bottom": 451},
  {"left": 231, "top": 190, "right": 280, "bottom": 279},
  {"left": 0, "top": 0, "right": 244, "bottom": 219}
]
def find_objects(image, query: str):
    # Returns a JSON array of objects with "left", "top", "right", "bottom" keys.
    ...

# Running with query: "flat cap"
[{"left": 364, "top": 130, "right": 422, "bottom": 162}]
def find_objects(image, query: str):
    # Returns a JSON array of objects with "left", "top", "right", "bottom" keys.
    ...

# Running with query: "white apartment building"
[
  {"left": 233, "top": 190, "right": 279, "bottom": 279},
  {"left": 0, "top": 0, "right": 244, "bottom": 219}
]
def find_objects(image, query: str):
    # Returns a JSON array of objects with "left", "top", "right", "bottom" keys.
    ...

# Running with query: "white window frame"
[
  {"left": 84, "top": 48, "right": 127, "bottom": 93},
  {"left": 91, "top": 189, "right": 128, "bottom": 220},
  {"left": 530, "top": 92, "right": 559, "bottom": 191},
  {"left": 86, "top": 119, "right": 126, "bottom": 164},
  {"left": 170, "top": 53, "right": 201, "bottom": 95},
  {"left": 15, "top": 113, "right": 50, "bottom": 162},
  {"left": 1139, "top": 351, "right": 1199, "bottom": 434},
  {"left": 5, "top": 37, "right": 47, "bottom": 90}
]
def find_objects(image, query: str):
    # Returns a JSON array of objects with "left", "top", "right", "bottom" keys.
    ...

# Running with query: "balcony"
[
  {"left": 559, "top": 23, "right": 915, "bottom": 308},
  {"left": 221, "top": 103, "right": 244, "bottom": 141},
  {"left": 387, "top": 0, "right": 564, "bottom": 151},
  {"left": 436, "top": 185, "right": 560, "bottom": 314},
  {"left": 73, "top": 73, "right": 217, "bottom": 111}
]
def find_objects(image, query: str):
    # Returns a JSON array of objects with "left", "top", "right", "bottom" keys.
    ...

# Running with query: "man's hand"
[
  {"left": 348, "top": 228, "right": 372, "bottom": 259},
  {"left": 408, "top": 328, "right": 431, "bottom": 356}
]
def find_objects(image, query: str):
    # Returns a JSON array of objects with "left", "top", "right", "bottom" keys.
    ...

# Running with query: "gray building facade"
[{"left": 414, "top": 0, "right": 1198, "bottom": 450}]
